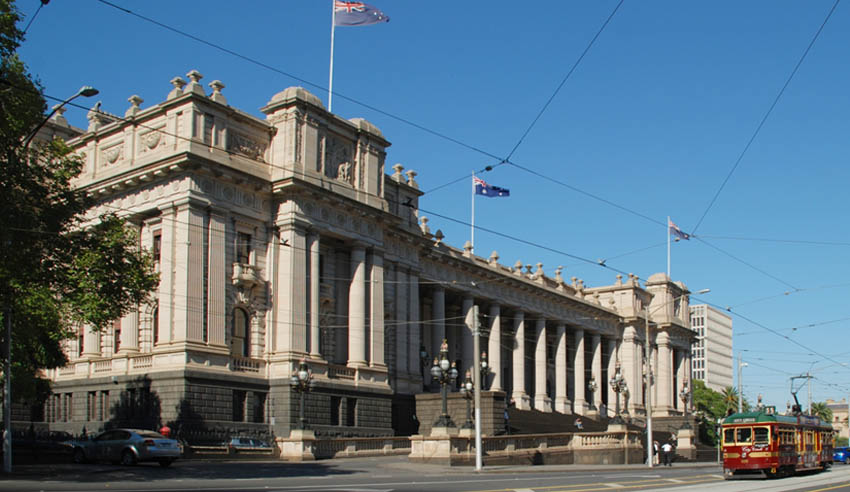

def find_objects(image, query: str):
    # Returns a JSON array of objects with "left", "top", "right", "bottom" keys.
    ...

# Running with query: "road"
[{"left": 1, "top": 457, "right": 849, "bottom": 492}]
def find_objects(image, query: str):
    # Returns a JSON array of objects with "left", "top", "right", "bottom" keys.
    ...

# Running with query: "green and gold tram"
[{"left": 721, "top": 407, "right": 833, "bottom": 479}]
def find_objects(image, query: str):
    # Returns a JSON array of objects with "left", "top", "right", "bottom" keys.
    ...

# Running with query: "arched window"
[{"left": 233, "top": 308, "right": 250, "bottom": 357}]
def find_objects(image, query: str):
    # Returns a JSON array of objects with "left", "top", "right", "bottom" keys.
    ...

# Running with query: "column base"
[
  {"left": 574, "top": 399, "right": 587, "bottom": 416},
  {"left": 533, "top": 395, "right": 553, "bottom": 413},
  {"left": 555, "top": 397, "right": 573, "bottom": 414},
  {"left": 511, "top": 392, "right": 532, "bottom": 410}
]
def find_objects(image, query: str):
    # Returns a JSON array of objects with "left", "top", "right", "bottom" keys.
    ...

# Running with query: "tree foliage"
[
  {"left": 0, "top": 0, "right": 158, "bottom": 402},
  {"left": 811, "top": 402, "right": 833, "bottom": 424}
]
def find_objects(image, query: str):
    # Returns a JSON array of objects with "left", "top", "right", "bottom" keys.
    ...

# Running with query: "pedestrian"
[
  {"left": 575, "top": 417, "right": 583, "bottom": 430},
  {"left": 159, "top": 424, "right": 172, "bottom": 438},
  {"left": 661, "top": 441, "right": 674, "bottom": 466},
  {"left": 653, "top": 440, "right": 659, "bottom": 465}
]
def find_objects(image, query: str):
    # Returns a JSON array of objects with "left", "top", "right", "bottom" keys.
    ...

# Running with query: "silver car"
[{"left": 72, "top": 429, "right": 181, "bottom": 467}]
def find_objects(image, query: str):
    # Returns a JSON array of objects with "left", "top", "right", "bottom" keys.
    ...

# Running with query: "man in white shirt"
[{"left": 661, "top": 441, "right": 674, "bottom": 466}]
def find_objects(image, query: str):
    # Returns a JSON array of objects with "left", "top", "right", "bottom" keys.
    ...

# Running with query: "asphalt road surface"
[{"left": 1, "top": 457, "right": 850, "bottom": 492}]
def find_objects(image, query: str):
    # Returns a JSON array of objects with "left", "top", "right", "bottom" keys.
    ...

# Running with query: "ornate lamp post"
[
  {"left": 679, "top": 379, "right": 691, "bottom": 429},
  {"left": 459, "top": 370, "right": 475, "bottom": 429},
  {"left": 609, "top": 360, "right": 628, "bottom": 424},
  {"left": 479, "top": 351, "right": 489, "bottom": 390},
  {"left": 587, "top": 376, "right": 598, "bottom": 411},
  {"left": 290, "top": 359, "right": 313, "bottom": 430},
  {"left": 431, "top": 339, "right": 458, "bottom": 428}
]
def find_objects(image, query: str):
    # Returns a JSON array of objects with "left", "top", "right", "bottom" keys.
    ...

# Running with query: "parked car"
[
  {"left": 71, "top": 429, "right": 181, "bottom": 467},
  {"left": 834, "top": 446, "right": 850, "bottom": 464},
  {"left": 226, "top": 437, "right": 272, "bottom": 453}
]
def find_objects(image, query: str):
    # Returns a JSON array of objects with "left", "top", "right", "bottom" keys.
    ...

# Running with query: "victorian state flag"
[
  {"left": 474, "top": 176, "right": 510, "bottom": 198},
  {"left": 334, "top": 1, "right": 390, "bottom": 26}
]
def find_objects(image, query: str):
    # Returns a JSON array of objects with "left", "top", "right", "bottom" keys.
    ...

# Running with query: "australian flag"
[
  {"left": 474, "top": 176, "right": 510, "bottom": 198},
  {"left": 334, "top": 1, "right": 390, "bottom": 26},
  {"left": 668, "top": 218, "right": 690, "bottom": 241}
]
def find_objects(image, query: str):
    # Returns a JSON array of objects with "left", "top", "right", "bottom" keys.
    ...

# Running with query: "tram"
[{"left": 721, "top": 405, "right": 833, "bottom": 479}]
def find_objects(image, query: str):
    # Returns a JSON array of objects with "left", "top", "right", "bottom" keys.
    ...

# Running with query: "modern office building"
[
  {"left": 689, "top": 304, "right": 733, "bottom": 392},
  {"left": 32, "top": 71, "right": 699, "bottom": 440}
]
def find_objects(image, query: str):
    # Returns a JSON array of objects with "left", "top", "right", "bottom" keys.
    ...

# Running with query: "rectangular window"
[
  {"left": 736, "top": 427, "right": 752, "bottom": 444},
  {"left": 87, "top": 392, "right": 95, "bottom": 421},
  {"left": 345, "top": 398, "right": 357, "bottom": 427},
  {"left": 253, "top": 392, "right": 266, "bottom": 423},
  {"left": 330, "top": 396, "right": 341, "bottom": 426},
  {"left": 237, "top": 232, "right": 252, "bottom": 264},
  {"left": 754, "top": 427, "right": 769, "bottom": 445},
  {"left": 113, "top": 319, "right": 121, "bottom": 354},
  {"left": 723, "top": 428, "right": 735, "bottom": 445},
  {"left": 64, "top": 393, "right": 73, "bottom": 422},
  {"left": 100, "top": 391, "right": 109, "bottom": 421},
  {"left": 232, "top": 390, "right": 246, "bottom": 422},
  {"left": 153, "top": 232, "right": 162, "bottom": 265}
]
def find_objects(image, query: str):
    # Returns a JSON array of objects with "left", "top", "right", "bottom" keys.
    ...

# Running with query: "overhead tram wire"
[
  {"left": 22, "top": 0, "right": 48, "bottom": 35},
  {"left": 423, "top": 1, "right": 624, "bottom": 197},
  {"left": 690, "top": 0, "right": 842, "bottom": 235},
  {"left": 94, "top": 0, "right": 501, "bottom": 164},
  {"left": 503, "top": 0, "right": 625, "bottom": 163},
  {"left": 693, "top": 236, "right": 799, "bottom": 291},
  {"left": 699, "top": 235, "right": 850, "bottom": 248}
]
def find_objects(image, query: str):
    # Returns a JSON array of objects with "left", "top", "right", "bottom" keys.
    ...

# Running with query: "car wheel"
[
  {"left": 73, "top": 448, "right": 87, "bottom": 464},
  {"left": 159, "top": 459, "right": 173, "bottom": 467},
  {"left": 121, "top": 450, "right": 137, "bottom": 466}
]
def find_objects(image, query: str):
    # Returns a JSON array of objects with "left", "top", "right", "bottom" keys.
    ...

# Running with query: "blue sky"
[{"left": 16, "top": 0, "right": 850, "bottom": 410}]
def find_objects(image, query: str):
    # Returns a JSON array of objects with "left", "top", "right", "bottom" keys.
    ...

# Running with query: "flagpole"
[
  {"left": 470, "top": 171, "right": 475, "bottom": 255},
  {"left": 328, "top": 0, "right": 336, "bottom": 113},
  {"left": 667, "top": 215, "right": 671, "bottom": 279}
]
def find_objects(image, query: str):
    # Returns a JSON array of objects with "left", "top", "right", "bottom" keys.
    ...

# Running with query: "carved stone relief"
[
  {"left": 139, "top": 128, "right": 164, "bottom": 153},
  {"left": 102, "top": 143, "right": 123, "bottom": 166},
  {"left": 325, "top": 136, "right": 354, "bottom": 183},
  {"left": 227, "top": 131, "right": 267, "bottom": 162}
]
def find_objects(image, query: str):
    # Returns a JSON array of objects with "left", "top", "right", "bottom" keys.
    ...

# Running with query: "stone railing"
[
  {"left": 327, "top": 364, "right": 355, "bottom": 380},
  {"left": 231, "top": 356, "right": 263, "bottom": 373},
  {"left": 93, "top": 359, "right": 113, "bottom": 373},
  {"left": 311, "top": 437, "right": 411, "bottom": 459},
  {"left": 410, "top": 429, "right": 644, "bottom": 466},
  {"left": 131, "top": 355, "right": 153, "bottom": 369}
]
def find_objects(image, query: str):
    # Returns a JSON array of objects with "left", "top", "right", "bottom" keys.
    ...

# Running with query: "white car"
[{"left": 72, "top": 429, "right": 181, "bottom": 467}]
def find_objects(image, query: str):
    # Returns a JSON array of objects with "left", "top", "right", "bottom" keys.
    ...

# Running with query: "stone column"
[
  {"left": 369, "top": 251, "right": 385, "bottom": 368},
  {"left": 462, "top": 297, "right": 474, "bottom": 377},
  {"left": 676, "top": 349, "right": 686, "bottom": 411},
  {"left": 347, "top": 245, "right": 367, "bottom": 367},
  {"left": 657, "top": 332, "right": 672, "bottom": 412},
  {"left": 308, "top": 233, "right": 321, "bottom": 358},
  {"left": 511, "top": 312, "right": 530, "bottom": 410},
  {"left": 431, "top": 287, "right": 445, "bottom": 359},
  {"left": 487, "top": 304, "right": 502, "bottom": 391},
  {"left": 156, "top": 205, "right": 176, "bottom": 345},
  {"left": 118, "top": 310, "right": 139, "bottom": 353},
  {"left": 395, "top": 267, "right": 409, "bottom": 379},
  {"left": 81, "top": 326, "right": 101, "bottom": 358},
  {"left": 533, "top": 318, "right": 551, "bottom": 412},
  {"left": 573, "top": 328, "right": 586, "bottom": 415},
  {"left": 207, "top": 210, "right": 226, "bottom": 347},
  {"left": 606, "top": 338, "right": 618, "bottom": 417},
  {"left": 621, "top": 325, "right": 639, "bottom": 414},
  {"left": 172, "top": 200, "right": 205, "bottom": 343},
  {"left": 554, "top": 323, "right": 570, "bottom": 413},
  {"left": 591, "top": 333, "right": 602, "bottom": 411},
  {"left": 272, "top": 220, "right": 307, "bottom": 354},
  {"left": 407, "top": 273, "right": 421, "bottom": 377}
]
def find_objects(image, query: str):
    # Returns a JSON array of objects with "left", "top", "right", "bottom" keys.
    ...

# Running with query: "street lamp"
[
  {"left": 737, "top": 356, "right": 748, "bottom": 413},
  {"left": 5, "top": 85, "right": 99, "bottom": 474},
  {"left": 290, "top": 359, "right": 312, "bottom": 430},
  {"left": 431, "top": 339, "right": 458, "bottom": 428},
  {"left": 587, "top": 376, "right": 598, "bottom": 411},
  {"left": 643, "top": 287, "right": 709, "bottom": 468},
  {"left": 479, "top": 351, "right": 489, "bottom": 390},
  {"left": 679, "top": 379, "right": 691, "bottom": 429},
  {"left": 459, "top": 370, "right": 474, "bottom": 429},
  {"left": 22, "top": 85, "right": 100, "bottom": 149},
  {"left": 609, "top": 360, "right": 628, "bottom": 425}
]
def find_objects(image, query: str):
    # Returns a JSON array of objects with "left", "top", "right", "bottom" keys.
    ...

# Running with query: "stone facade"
[{"left": 33, "top": 71, "right": 696, "bottom": 440}]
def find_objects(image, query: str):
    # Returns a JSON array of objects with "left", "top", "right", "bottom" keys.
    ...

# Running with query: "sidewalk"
[{"left": 376, "top": 457, "right": 722, "bottom": 475}]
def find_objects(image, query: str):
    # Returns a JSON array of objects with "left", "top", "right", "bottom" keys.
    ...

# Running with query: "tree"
[
  {"left": 811, "top": 402, "right": 833, "bottom": 424},
  {"left": 721, "top": 386, "right": 739, "bottom": 415},
  {"left": 0, "top": 0, "right": 158, "bottom": 403}
]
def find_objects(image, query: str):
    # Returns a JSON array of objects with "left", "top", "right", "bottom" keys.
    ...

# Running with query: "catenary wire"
[
  {"left": 21, "top": 0, "right": 47, "bottom": 35},
  {"left": 690, "top": 0, "right": 842, "bottom": 234}
]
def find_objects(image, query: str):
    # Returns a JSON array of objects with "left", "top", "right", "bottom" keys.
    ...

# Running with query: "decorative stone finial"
[
  {"left": 488, "top": 251, "right": 499, "bottom": 266},
  {"left": 185, "top": 70, "right": 205, "bottom": 95},
  {"left": 391, "top": 163, "right": 404, "bottom": 182},
  {"left": 463, "top": 240, "right": 473, "bottom": 257},
  {"left": 87, "top": 101, "right": 105, "bottom": 132},
  {"left": 405, "top": 169, "right": 419, "bottom": 189},
  {"left": 433, "top": 229, "right": 444, "bottom": 247},
  {"left": 555, "top": 266, "right": 564, "bottom": 283},
  {"left": 419, "top": 216, "right": 430, "bottom": 235},
  {"left": 124, "top": 95, "right": 143, "bottom": 117},
  {"left": 616, "top": 274, "right": 623, "bottom": 286},
  {"left": 168, "top": 76, "right": 187, "bottom": 100},
  {"left": 50, "top": 104, "right": 69, "bottom": 126},
  {"left": 525, "top": 264, "right": 533, "bottom": 276},
  {"left": 514, "top": 260, "right": 523, "bottom": 275},
  {"left": 209, "top": 80, "right": 227, "bottom": 105},
  {"left": 533, "top": 262, "right": 544, "bottom": 280}
]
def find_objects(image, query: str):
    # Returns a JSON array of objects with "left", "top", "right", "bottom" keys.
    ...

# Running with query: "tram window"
[
  {"left": 724, "top": 429, "right": 735, "bottom": 445},
  {"left": 754, "top": 427, "right": 769, "bottom": 444},
  {"left": 736, "top": 427, "right": 752, "bottom": 444}
]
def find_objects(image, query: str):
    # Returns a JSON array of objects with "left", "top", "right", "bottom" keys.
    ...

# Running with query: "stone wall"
[{"left": 415, "top": 390, "right": 507, "bottom": 436}]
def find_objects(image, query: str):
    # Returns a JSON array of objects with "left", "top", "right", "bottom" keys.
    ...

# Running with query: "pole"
[
  {"left": 644, "top": 306, "right": 653, "bottom": 468},
  {"left": 473, "top": 305, "right": 483, "bottom": 471},
  {"left": 328, "top": 0, "right": 336, "bottom": 112},
  {"left": 470, "top": 172, "right": 475, "bottom": 255},
  {"left": 666, "top": 216, "right": 671, "bottom": 279},
  {"left": 737, "top": 354, "right": 743, "bottom": 414},
  {"left": 807, "top": 373, "right": 812, "bottom": 415},
  {"left": 4, "top": 308, "right": 11, "bottom": 473}
]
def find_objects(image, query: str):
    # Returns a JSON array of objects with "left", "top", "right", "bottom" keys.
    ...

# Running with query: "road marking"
[
  {"left": 602, "top": 484, "right": 625, "bottom": 488},
  {"left": 665, "top": 478, "right": 684, "bottom": 483},
  {"left": 513, "top": 489, "right": 535, "bottom": 492}
]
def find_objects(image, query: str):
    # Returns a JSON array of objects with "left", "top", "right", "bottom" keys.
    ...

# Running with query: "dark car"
[
  {"left": 834, "top": 446, "right": 850, "bottom": 464},
  {"left": 72, "top": 429, "right": 181, "bottom": 467},
  {"left": 226, "top": 437, "right": 272, "bottom": 454}
]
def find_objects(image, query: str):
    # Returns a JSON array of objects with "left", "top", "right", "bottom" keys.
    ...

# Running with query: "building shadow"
[{"left": 106, "top": 376, "right": 162, "bottom": 431}]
